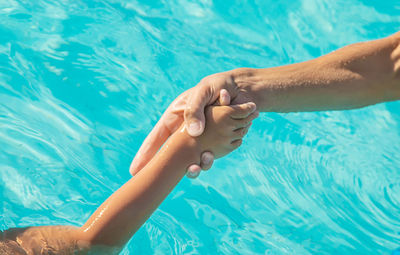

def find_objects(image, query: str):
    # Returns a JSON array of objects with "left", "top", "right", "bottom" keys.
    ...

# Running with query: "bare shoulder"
[
  {"left": 1, "top": 226, "right": 90, "bottom": 255},
  {"left": 1, "top": 228, "right": 26, "bottom": 254}
]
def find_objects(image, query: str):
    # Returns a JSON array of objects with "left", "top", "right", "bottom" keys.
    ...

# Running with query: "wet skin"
[
  {"left": 0, "top": 103, "right": 257, "bottom": 254},
  {"left": 130, "top": 31, "right": 400, "bottom": 177},
  {"left": 3, "top": 31, "right": 400, "bottom": 254}
]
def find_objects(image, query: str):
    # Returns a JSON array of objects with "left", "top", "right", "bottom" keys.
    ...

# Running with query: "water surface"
[{"left": 1, "top": 0, "right": 400, "bottom": 254}]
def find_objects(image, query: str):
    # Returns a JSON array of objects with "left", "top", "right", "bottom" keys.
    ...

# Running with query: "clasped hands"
[{"left": 129, "top": 70, "right": 259, "bottom": 178}]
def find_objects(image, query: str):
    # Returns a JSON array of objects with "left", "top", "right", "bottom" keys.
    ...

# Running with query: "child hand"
[{"left": 196, "top": 102, "right": 259, "bottom": 159}]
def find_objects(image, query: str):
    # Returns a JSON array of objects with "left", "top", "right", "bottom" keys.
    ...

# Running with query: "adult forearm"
[
  {"left": 233, "top": 32, "right": 400, "bottom": 112},
  {"left": 78, "top": 130, "right": 199, "bottom": 248}
]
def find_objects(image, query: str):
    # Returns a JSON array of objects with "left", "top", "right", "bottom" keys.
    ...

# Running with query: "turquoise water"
[{"left": 1, "top": 0, "right": 400, "bottom": 254}]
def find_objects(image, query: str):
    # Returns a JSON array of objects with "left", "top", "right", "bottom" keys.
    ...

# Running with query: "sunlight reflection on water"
[{"left": 1, "top": 0, "right": 400, "bottom": 254}]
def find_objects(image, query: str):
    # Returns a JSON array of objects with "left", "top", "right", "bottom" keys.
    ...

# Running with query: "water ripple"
[{"left": 1, "top": 0, "right": 400, "bottom": 254}]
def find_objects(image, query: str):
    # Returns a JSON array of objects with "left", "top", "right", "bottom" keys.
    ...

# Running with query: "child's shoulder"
[
  {"left": 1, "top": 228, "right": 28, "bottom": 254},
  {"left": 1, "top": 226, "right": 82, "bottom": 255}
]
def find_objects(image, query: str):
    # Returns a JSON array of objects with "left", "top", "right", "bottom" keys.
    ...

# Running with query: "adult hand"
[{"left": 130, "top": 70, "right": 257, "bottom": 178}]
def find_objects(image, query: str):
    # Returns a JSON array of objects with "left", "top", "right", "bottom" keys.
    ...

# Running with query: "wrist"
[
  {"left": 167, "top": 128, "right": 202, "bottom": 165},
  {"left": 230, "top": 67, "right": 266, "bottom": 109}
]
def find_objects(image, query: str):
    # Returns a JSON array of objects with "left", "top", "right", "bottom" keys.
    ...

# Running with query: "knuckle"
[
  {"left": 239, "top": 104, "right": 249, "bottom": 113},
  {"left": 184, "top": 106, "right": 195, "bottom": 118},
  {"left": 244, "top": 104, "right": 253, "bottom": 112}
]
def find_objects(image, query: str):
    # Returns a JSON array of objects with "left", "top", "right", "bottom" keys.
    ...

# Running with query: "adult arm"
[
  {"left": 130, "top": 31, "right": 400, "bottom": 178},
  {"left": 231, "top": 32, "right": 400, "bottom": 112}
]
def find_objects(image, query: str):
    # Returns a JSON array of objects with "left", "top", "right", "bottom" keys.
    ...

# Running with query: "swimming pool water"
[{"left": 1, "top": 0, "right": 400, "bottom": 254}]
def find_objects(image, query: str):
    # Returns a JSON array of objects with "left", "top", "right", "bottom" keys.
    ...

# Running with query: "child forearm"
[
  {"left": 74, "top": 104, "right": 257, "bottom": 250},
  {"left": 1, "top": 104, "right": 254, "bottom": 255},
  {"left": 77, "top": 128, "right": 199, "bottom": 248},
  {"left": 0, "top": 129, "right": 200, "bottom": 254}
]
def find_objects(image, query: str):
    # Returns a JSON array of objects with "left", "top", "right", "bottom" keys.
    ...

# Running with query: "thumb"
[
  {"left": 184, "top": 74, "right": 237, "bottom": 136},
  {"left": 184, "top": 87, "right": 212, "bottom": 137},
  {"left": 218, "top": 89, "right": 231, "bottom": 106}
]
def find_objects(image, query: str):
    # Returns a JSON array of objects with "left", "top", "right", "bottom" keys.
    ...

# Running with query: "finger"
[
  {"left": 184, "top": 74, "right": 238, "bottom": 136},
  {"left": 129, "top": 120, "right": 172, "bottom": 176},
  {"left": 233, "top": 111, "right": 259, "bottom": 129},
  {"left": 218, "top": 89, "right": 231, "bottom": 106},
  {"left": 229, "top": 102, "right": 257, "bottom": 119},
  {"left": 232, "top": 124, "right": 251, "bottom": 139},
  {"left": 186, "top": 164, "right": 201, "bottom": 179},
  {"left": 184, "top": 87, "right": 211, "bottom": 137},
  {"left": 230, "top": 139, "right": 243, "bottom": 149},
  {"left": 200, "top": 151, "right": 214, "bottom": 171}
]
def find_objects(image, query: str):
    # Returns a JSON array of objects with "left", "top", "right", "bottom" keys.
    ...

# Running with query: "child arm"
[
  {"left": 76, "top": 103, "right": 258, "bottom": 250},
  {"left": 2, "top": 103, "right": 258, "bottom": 254}
]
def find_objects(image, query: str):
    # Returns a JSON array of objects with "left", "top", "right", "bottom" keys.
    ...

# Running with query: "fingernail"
[
  {"left": 187, "top": 164, "right": 200, "bottom": 173},
  {"left": 221, "top": 95, "right": 229, "bottom": 105},
  {"left": 247, "top": 102, "right": 256, "bottom": 112},
  {"left": 188, "top": 121, "right": 202, "bottom": 136},
  {"left": 202, "top": 154, "right": 212, "bottom": 165},
  {"left": 187, "top": 168, "right": 200, "bottom": 178},
  {"left": 220, "top": 89, "right": 231, "bottom": 105}
]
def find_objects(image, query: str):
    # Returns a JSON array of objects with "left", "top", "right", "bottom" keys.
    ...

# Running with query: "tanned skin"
[
  {"left": 0, "top": 103, "right": 258, "bottom": 255},
  {"left": 130, "top": 31, "right": 400, "bottom": 177}
]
